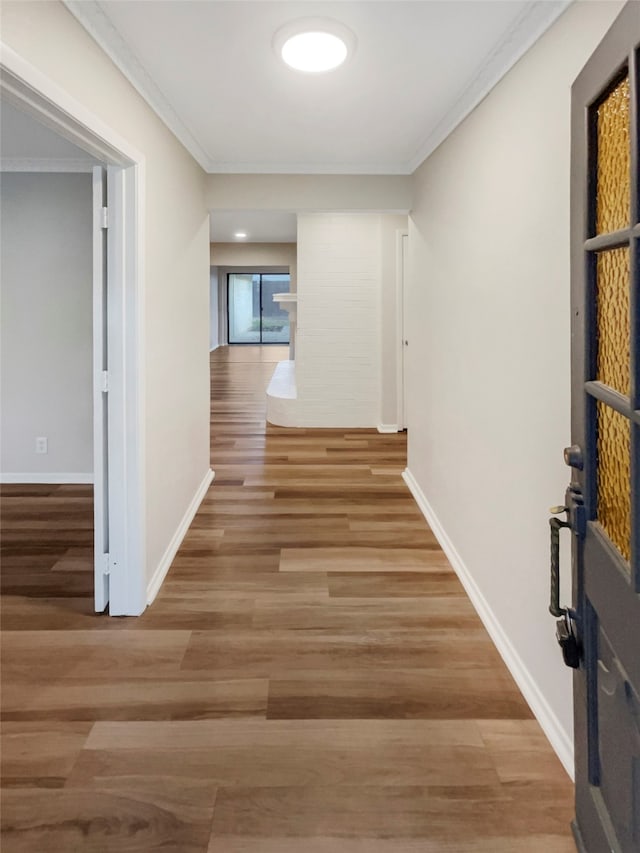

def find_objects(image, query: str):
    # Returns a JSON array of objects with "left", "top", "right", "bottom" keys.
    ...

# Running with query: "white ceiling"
[
  {"left": 210, "top": 210, "right": 297, "bottom": 242},
  {"left": 65, "top": 0, "right": 570, "bottom": 175}
]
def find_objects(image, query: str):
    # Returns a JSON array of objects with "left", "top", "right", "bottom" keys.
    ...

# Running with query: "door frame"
[
  {"left": 93, "top": 165, "right": 109, "bottom": 612},
  {"left": 396, "top": 229, "right": 408, "bottom": 431},
  {"left": 0, "top": 44, "right": 147, "bottom": 616}
]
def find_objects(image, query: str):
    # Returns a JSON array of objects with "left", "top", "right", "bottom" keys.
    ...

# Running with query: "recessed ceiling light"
[
  {"left": 274, "top": 18, "right": 356, "bottom": 74},
  {"left": 234, "top": 232, "right": 247, "bottom": 239}
]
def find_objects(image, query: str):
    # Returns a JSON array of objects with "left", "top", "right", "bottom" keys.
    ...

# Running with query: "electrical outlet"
[{"left": 35, "top": 437, "right": 48, "bottom": 454}]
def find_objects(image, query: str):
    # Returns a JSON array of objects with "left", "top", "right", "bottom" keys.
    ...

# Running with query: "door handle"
[
  {"left": 549, "top": 505, "right": 571, "bottom": 617},
  {"left": 548, "top": 503, "right": 581, "bottom": 668}
]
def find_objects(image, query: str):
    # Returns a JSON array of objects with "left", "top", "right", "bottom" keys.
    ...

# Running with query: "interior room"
[{"left": 0, "top": 104, "right": 98, "bottom": 603}]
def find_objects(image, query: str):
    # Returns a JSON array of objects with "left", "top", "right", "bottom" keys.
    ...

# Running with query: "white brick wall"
[{"left": 294, "top": 214, "right": 382, "bottom": 427}]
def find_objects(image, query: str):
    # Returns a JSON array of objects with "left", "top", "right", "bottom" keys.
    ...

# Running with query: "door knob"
[{"left": 563, "top": 445, "right": 584, "bottom": 470}]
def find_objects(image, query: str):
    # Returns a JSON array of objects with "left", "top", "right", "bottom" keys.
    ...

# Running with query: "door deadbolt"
[{"left": 563, "top": 444, "right": 584, "bottom": 470}]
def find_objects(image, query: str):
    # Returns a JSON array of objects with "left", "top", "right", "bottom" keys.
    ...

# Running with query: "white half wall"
[
  {"left": 294, "top": 213, "right": 381, "bottom": 427},
  {"left": 406, "top": 0, "right": 625, "bottom": 772},
  {"left": 0, "top": 172, "right": 93, "bottom": 479}
]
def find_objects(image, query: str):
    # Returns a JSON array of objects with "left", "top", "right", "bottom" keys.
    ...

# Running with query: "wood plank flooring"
[{"left": 0, "top": 344, "right": 575, "bottom": 851}]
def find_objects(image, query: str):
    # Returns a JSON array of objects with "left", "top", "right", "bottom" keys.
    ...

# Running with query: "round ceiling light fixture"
[
  {"left": 234, "top": 231, "right": 247, "bottom": 239},
  {"left": 274, "top": 18, "right": 356, "bottom": 73}
]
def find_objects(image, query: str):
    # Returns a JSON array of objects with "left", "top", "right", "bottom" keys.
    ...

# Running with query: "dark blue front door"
[{"left": 569, "top": 4, "right": 640, "bottom": 850}]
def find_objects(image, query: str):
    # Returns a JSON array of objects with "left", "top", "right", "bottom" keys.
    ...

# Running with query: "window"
[{"left": 227, "top": 273, "right": 290, "bottom": 344}]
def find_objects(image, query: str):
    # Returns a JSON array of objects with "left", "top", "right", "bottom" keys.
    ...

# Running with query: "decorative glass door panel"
[
  {"left": 595, "top": 75, "right": 630, "bottom": 234},
  {"left": 590, "top": 72, "right": 633, "bottom": 569}
]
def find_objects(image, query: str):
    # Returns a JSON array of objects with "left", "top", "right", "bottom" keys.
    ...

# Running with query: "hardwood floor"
[{"left": 0, "top": 344, "right": 575, "bottom": 851}]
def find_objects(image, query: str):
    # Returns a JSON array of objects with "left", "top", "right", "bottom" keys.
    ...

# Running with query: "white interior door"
[
  {"left": 92, "top": 165, "right": 109, "bottom": 611},
  {"left": 401, "top": 232, "right": 409, "bottom": 430}
]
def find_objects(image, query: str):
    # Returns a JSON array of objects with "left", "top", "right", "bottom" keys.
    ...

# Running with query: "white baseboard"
[
  {"left": 402, "top": 467, "right": 575, "bottom": 780},
  {"left": 146, "top": 468, "right": 214, "bottom": 605},
  {"left": 377, "top": 423, "right": 399, "bottom": 434},
  {"left": 0, "top": 472, "right": 94, "bottom": 484}
]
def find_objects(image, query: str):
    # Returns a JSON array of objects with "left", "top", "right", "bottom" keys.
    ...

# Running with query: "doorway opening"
[
  {"left": 0, "top": 50, "right": 146, "bottom": 616},
  {"left": 396, "top": 229, "right": 409, "bottom": 432},
  {"left": 227, "top": 272, "right": 291, "bottom": 344}
]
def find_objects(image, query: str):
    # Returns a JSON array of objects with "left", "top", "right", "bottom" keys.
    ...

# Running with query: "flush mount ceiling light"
[
  {"left": 274, "top": 18, "right": 356, "bottom": 73},
  {"left": 234, "top": 231, "right": 247, "bottom": 239}
]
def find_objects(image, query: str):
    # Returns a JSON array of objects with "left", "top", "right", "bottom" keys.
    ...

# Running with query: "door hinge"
[
  {"left": 103, "top": 553, "right": 110, "bottom": 576},
  {"left": 101, "top": 370, "right": 109, "bottom": 393},
  {"left": 101, "top": 206, "right": 109, "bottom": 229}
]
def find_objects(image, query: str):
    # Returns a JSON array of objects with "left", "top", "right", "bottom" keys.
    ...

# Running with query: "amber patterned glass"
[
  {"left": 597, "top": 401, "right": 631, "bottom": 563},
  {"left": 596, "top": 248, "right": 630, "bottom": 396},
  {"left": 596, "top": 75, "right": 630, "bottom": 234}
]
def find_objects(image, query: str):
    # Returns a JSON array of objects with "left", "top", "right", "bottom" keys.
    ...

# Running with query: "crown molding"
[
  {"left": 406, "top": 0, "right": 572, "bottom": 173},
  {"left": 64, "top": 0, "right": 570, "bottom": 178},
  {"left": 63, "top": 0, "right": 213, "bottom": 172},
  {"left": 1, "top": 157, "right": 95, "bottom": 172}
]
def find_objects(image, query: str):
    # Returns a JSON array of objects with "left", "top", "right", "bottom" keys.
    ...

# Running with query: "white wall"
[
  {"left": 206, "top": 174, "right": 411, "bottom": 213},
  {"left": 406, "top": 0, "right": 625, "bottom": 773},
  {"left": 1, "top": 172, "right": 93, "bottom": 480},
  {"left": 295, "top": 213, "right": 382, "bottom": 427},
  {"left": 211, "top": 242, "right": 297, "bottom": 291},
  {"left": 1, "top": 1, "right": 210, "bottom": 593}
]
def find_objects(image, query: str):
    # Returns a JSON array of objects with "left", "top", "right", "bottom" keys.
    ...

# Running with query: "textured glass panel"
[
  {"left": 596, "top": 248, "right": 630, "bottom": 396},
  {"left": 596, "top": 76, "right": 630, "bottom": 234},
  {"left": 597, "top": 401, "right": 631, "bottom": 563}
]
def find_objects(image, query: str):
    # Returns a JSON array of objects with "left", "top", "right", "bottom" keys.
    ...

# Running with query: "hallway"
[{"left": 1, "top": 345, "right": 574, "bottom": 851}]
